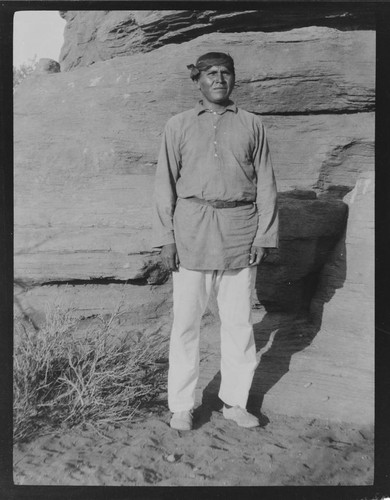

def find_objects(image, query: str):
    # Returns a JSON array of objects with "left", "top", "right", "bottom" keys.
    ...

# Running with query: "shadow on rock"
[
  {"left": 248, "top": 225, "right": 347, "bottom": 416},
  {"left": 197, "top": 191, "right": 348, "bottom": 425}
]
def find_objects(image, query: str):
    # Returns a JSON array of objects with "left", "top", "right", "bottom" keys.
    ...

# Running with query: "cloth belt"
[{"left": 186, "top": 197, "right": 254, "bottom": 209}]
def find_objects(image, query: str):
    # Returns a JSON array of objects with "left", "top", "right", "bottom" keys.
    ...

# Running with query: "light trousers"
[{"left": 168, "top": 266, "right": 258, "bottom": 412}]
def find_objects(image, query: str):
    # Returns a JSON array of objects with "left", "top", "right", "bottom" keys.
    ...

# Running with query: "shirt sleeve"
[
  {"left": 152, "top": 117, "right": 182, "bottom": 249},
  {"left": 252, "top": 119, "right": 279, "bottom": 248}
]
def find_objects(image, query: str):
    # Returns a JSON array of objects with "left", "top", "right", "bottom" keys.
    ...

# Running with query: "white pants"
[{"left": 168, "top": 266, "right": 258, "bottom": 412}]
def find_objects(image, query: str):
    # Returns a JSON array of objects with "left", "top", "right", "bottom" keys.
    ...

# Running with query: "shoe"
[
  {"left": 222, "top": 405, "right": 259, "bottom": 428},
  {"left": 170, "top": 410, "right": 193, "bottom": 431}
]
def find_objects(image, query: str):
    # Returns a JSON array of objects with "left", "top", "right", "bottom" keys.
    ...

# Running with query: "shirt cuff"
[
  {"left": 151, "top": 231, "right": 175, "bottom": 250},
  {"left": 253, "top": 234, "right": 279, "bottom": 249}
]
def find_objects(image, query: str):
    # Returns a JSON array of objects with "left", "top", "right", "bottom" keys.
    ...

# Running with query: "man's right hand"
[{"left": 160, "top": 243, "right": 180, "bottom": 271}]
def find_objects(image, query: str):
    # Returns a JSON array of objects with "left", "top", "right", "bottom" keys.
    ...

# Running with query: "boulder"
[
  {"left": 59, "top": 9, "right": 375, "bottom": 71},
  {"left": 33, "top": 58, "right": 61, "bottom": 74}
]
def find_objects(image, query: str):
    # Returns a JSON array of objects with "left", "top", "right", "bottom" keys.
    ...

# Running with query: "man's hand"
[
  {"left": 249, "top": 246, "right": 269, "bottom": 266},
  {"left": 160, "top": 243, "right": 180, "bottom": 271}
]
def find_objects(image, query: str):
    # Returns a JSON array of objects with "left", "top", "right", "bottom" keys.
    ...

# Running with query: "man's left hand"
[{"left": 249, "top": 246, "right": 269, "bottom": 266}]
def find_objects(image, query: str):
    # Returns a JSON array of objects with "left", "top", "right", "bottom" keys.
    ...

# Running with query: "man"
[{"left": 153, "top": 52, "right": 278, "bottom": 431}]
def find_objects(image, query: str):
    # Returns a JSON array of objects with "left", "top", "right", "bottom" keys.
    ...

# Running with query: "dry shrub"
[
  {"left": 13, "top": 56, "right": 38, "bottom": 89},
  {"left": 13, "top": 300, "right": 169, "bottom": 443}
]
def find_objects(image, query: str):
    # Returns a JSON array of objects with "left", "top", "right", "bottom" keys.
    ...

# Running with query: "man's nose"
[{"left": 215, "top": 71, "right": 225, "bottom": 83}]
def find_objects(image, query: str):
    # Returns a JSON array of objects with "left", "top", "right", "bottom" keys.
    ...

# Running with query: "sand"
[
  {"left": 13, "top": 308, "right": 374, "bottom": 486},
  {"left": 13, "top": 408, "right": 373, "bottom": 486}
]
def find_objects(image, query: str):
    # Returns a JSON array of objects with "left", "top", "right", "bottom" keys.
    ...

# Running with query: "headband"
[{"left": 187, "top": 52, "right": 235, "bottom": 80}]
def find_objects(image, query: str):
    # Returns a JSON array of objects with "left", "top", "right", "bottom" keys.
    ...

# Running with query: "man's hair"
[{"left": 187, "top": 52, "right": 235, "bottom": 81}]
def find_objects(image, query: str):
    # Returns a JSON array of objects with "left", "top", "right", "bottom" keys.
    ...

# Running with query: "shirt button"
[
  {"left": 214, "top": 153, "right": 218, "bottom": 157},
  {"left": 214, "top": 141, "right": 217, "bottom": 144}
]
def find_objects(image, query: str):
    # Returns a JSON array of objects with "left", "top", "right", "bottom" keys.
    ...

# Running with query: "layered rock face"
[
  {"left": 14, "top": 11, "right": 374, "bottom": 424},
  {"left": 59, "top": 8, "right": 375, "bottom": 71},
  {"left": 14, "top": 28, "right": 374, "bottom": 285},
  {"left": 256, "top": 172, "right": 374, "bottom": 424}
]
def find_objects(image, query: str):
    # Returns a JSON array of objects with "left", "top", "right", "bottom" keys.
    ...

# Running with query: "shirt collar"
[{"left": 195, "top": 100, "right": 237, "bottom": 116}]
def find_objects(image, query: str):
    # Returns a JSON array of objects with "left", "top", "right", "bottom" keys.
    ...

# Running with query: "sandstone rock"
[
  {"left": 310, "top": 171, "right": 374, "bottom": 328},
  {"left": 263, "top": 115, "right": 374, "bottom": 192},
  {"left": 14, "top": 29, "right": 374, "bottom": 285},
  {"left": 14, "top": 280, "right": 173, "bottom": 332},
  {"left": 59, "top": 9, "right": 375, "bottom": 71},
  {"left": 14, "top": 191, "right": 348, "bottom": 317},
  {"left": 57, "top": 27, "right": 376, "bottom": 115},
  {"left": 260, "top": 172, "right": 374, "bottom": 424}
]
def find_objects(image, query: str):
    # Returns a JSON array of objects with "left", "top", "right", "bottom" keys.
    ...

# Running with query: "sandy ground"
[
  {"left": 13, "top": 402, "right": 373, "bottom": 486},
  {"left": 13, "top": 309, "right": 374, "bottom": 486}
]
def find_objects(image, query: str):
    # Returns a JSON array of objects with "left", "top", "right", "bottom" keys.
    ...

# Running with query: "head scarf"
[{"left": 187, "top": 52, "right": 235, "bottom": 80}]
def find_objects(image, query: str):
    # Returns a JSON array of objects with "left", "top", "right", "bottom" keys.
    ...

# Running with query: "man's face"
[{"left": 196, "top": 65, "right": 235, "bottom": 106}]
